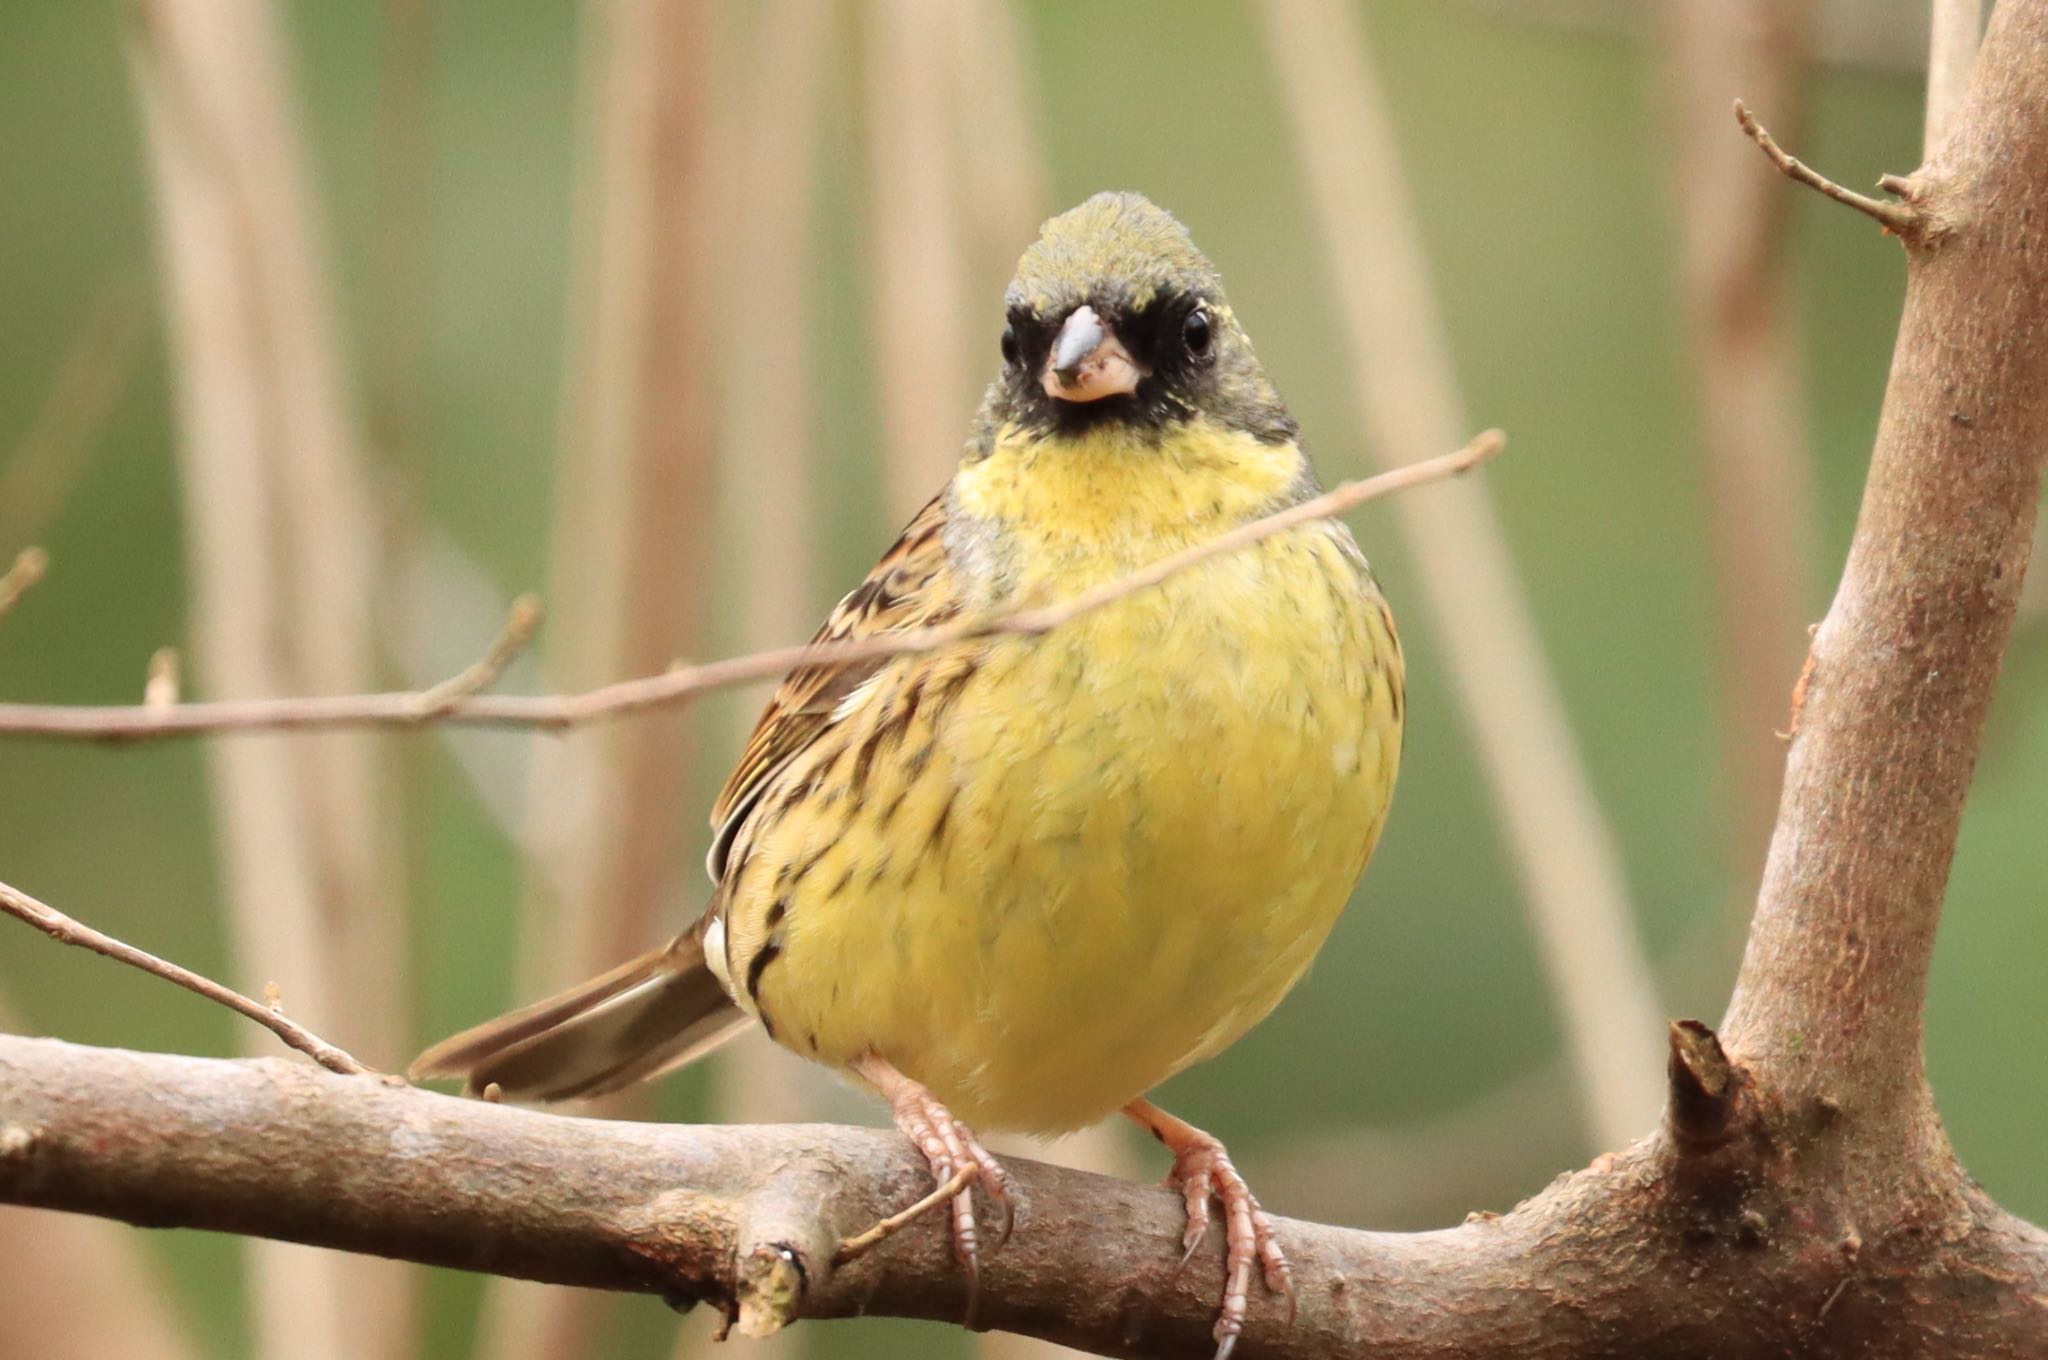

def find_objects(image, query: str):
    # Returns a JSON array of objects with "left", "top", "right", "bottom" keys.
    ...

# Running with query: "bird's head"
[{"left": 973, "top": 192, "right": 1297, "bottom": 453}]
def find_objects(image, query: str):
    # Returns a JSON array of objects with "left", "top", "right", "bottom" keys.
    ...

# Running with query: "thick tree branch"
[
  {"left": 2, "top": 1032, "right": 2043, "bottom": 1358},
  {"left": 1721, "top": 0, "right": 2048, "bottom": 1145}
]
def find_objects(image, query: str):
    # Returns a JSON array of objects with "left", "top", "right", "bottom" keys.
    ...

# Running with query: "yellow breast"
[{"left": 724, "top": 421, "right": 1403, "bottom": 1133}]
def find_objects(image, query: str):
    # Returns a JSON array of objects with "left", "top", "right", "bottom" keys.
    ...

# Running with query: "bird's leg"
[
  {"left": 1123, "top": 1097, "right": 1293, "bottom": 1360},
  {"left": 847, "top": 1054, "right": 1012, "bottom": 1292}
]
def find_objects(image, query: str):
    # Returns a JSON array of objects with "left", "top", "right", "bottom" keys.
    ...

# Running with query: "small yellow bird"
[{"left": 415, "top": 191, "right": 1404, "bottom": 1356}]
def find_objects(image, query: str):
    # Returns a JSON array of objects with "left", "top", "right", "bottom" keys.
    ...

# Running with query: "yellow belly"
[{"left": 729, "top": 523, "right": 1402, "bottom": 1133}]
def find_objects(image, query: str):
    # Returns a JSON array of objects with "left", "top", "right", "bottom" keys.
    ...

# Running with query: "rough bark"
[{"left": 0, "top": 1031, "right": 2042, "bottom": 1359}]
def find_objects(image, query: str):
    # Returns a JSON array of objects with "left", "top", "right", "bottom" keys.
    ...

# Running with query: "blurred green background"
[{"left": 3, "top": 2, "right": 2041, "bottom": 1358}]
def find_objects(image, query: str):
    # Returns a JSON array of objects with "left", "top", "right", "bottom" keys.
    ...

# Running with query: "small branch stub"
[
  {"left": 736, "top": 1243, "right": 807, "bottom": 1338},
  {"left": 0, "top": 1123, "right": 38, "bottom": 1166},
  {"left": 1665, "top": 1018, "right": 1741, "bottom": 1153},
  {"left": 1733, "top": 100, "right": 1920, "bottom": 237},
  {"left": 144, "top": 647, "right": 181, "bottom": 709},
  {"left": 408, "top": 592, "right": 544, "bottom": 718}
]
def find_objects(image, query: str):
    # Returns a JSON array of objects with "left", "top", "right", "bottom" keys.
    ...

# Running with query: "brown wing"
[{"left": 705, "top": 493, "right": 962, "bottom": 881}]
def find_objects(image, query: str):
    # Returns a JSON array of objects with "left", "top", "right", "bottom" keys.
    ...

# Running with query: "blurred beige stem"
[
  {"left": 0, "top": 549, "right": 46, "bottom": 622},
  {"left": 0, "top": 277, "right": 148, "bottom": 553},
  {"left": 124, "top": 3, "right": 411, "bottom": 1358},
  {"left": 1259, "top": 0, "right": 1665, "bottom": 1150},
  {"left": 365, "top": 0, "right": 442, "bottom": 934},
  {"left": 480, "top": 2, "right": 719, "bottom": 1359},
  {"left": 678, "top": 3, "right": 834, "bottom": 1355},
  {"left": 1256, "top": 1065, "right": 1572, "bottom": 1231},
  {"left": 867, "top": 0, "right": 975, "bottom": 519},
  {"left": 1927, "top": 0, "right": 1985, "bottom": 151},
  {"left": 1663, "top": 1, "right": 1820, "bottom": 901},
  {"left": 1457, "top": 0, "right": 1937, "bottom": 74},
  {"left": 368, "top": 0, "right": 433, "bottom": 477},
  {"left": 714, "top": 0, "right": 828, "bottom": 664},
  {"left": 385, "top": 528, "right": 565, "bottom": 893},
  {"left": 1257, "top": 899, "right": 1745, "bottom": 1233},
  {"left": 950, "top": 0, "right": 1052, "bottom": 295},
  {"left": 520, "top": 0, "right": 716, "bottom": 990},
  {"left": 0, "top": 997, "right": 200, "bottom": 1360},
  {"left": 0, "top": 1208, "right": 199, "bottom": 1360}
]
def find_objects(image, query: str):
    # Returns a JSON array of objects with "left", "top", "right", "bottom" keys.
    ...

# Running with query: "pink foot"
[
  {"left": 1126, "top": 1098, "right": 1294, "bottom": 1360},
  {"left": 851, "top": 1056, "right": 1012, "bottom": 1316}
]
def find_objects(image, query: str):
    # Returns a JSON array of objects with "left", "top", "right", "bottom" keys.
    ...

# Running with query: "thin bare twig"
[
  {"left": 832, "top": 1162, "right": 975, "bottom": 1266},
  {"left": 0, "top": 435, "right": 1499, "bottom": 744},
  {"left": 0, "top": 548, "right": 49, "bottom": 622},
  {"left": 1733, "top": 99, "right": 1919, "bottom": 233},
  {"left": 0, "top": 879, "right": 370, "bottom": 1076},
  {"left": 409, "top": 593, "right": 543, "bottom": 717}
]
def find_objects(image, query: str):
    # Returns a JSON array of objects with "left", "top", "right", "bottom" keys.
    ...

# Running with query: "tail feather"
[{"left": 409, "top": 930, "right": 747, "bottom": 1103}]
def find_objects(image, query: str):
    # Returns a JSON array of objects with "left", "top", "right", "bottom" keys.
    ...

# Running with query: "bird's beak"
[{"left": 1042, "top": 304, "right": 1144, "bottom": 403}]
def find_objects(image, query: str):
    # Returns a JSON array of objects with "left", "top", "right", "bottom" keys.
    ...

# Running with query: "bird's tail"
[{"left": 409, "top": 929, "right": 747, "bottom": 1102}]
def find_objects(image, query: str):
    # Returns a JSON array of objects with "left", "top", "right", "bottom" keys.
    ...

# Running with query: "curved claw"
[
  {"left": 850, "top": 1054, "right": 1014, "bottom": 1326},
  {"left": 966, "top": 1134, "right": 1014, "bottom": 1248},
  {"left": 1175, "top": 1168, "right": 1214, "bottom": 1264},
  {"left": 1125, "top": 1098, "right": 1295, "bottom": 1360}
]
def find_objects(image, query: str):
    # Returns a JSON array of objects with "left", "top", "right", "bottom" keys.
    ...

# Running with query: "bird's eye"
[
  {"left": 1183, "top": 307, "right": 1212, "bottom": 357},
  {"left": 1000, "top": 323, "right": 1019, "bottom": 367}
]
